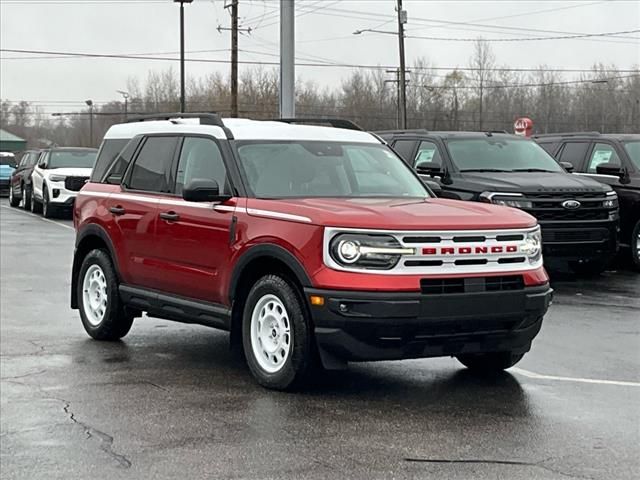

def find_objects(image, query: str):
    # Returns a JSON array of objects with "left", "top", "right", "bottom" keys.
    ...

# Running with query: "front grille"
[
  {"left": 521, "top": 192, "right": 610, "bottom": 222},
  {"left": 421, "top": 275, "right": 524, "bottom": 295},
  {"left": 65, "top": 176, "right": 89, "bottom": 192},
  {"left": 542, "top": 228, "right": 609, "bottom": 243}
]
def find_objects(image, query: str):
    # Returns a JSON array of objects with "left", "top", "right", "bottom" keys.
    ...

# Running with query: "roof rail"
[
  {"left": 126, "top": 112, "right": 234, "bottom": 139},
  {"left": 532, "top": 131, "right": 601, "bottom": 139},
  {"left": 375, "top": 129, "right": 430, "bottom": 135},
  {"left": 273, "top": 118, "right": 363, "bottom": 131},
  {"left": 487, "top": 130, "right": 509, "bottom": 134}
]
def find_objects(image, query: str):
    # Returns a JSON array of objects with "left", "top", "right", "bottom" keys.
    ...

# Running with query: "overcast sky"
[{"left": 1, "top": 0, "right": 639, "bottom": 113}]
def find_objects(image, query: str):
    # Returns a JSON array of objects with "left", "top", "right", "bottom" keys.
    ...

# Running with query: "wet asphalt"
[{"left": 1, "top": 199, "right": 639, "bottom": 480}]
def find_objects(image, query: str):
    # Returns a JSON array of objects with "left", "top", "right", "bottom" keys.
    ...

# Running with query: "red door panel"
[
  {"left": 107, "top": 191, "right": 160, "bottom": 288},
  {"left": 153, "top": 196, "right": 237, "bottom": 303}
]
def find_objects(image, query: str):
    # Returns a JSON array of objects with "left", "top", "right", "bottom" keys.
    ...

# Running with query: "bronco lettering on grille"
[{"left": 423, "top": 245, "right": 518, "bottom": 255}]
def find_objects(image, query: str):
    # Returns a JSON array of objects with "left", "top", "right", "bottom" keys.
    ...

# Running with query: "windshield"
[
  {"left": 0, "top": 156, "right": 17, "bottom": 168},
  {"left": 236, "top": 141, "right": 428, "bottom": 199},
  {"left": 49, "top": 150, "right": 97, "bottom": 169},
  {"left": 623, "top": 141, "right": 640, "bottom": 169},
  {"left": 446, "top": 137, "right": 563, "bottom": 173}
]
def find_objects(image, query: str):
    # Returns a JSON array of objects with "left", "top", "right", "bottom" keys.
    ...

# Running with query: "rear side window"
[
  {"left": 105, "top": 138, "right": 142, "bottom": 184},
  {"left": 91, "top": 139, "right": 128, "bottom": 182},
  {"left": 557, "top": 142, "right": 590, "bottom": 170},
  {"left": 127, "top": 136, "right": 178, "bottom": 192}
]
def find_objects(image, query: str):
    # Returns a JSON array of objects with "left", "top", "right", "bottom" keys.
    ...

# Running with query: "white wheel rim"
[
  {"left": 9, "top": 185, "right": 13, "bottom": 202},
  {"left": 82, "top": 265, "right": 108, "bottom": 327},
  {"left": 250, "top": 294, "right": 292, "bottom": 373},
  {"left": 635, "top": 231, "right": 640, "bottom": 259}
]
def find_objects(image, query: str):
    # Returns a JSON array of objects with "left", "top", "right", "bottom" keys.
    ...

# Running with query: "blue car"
[{"left": 0, "top": 152, "right": 17, "bottom": 197}]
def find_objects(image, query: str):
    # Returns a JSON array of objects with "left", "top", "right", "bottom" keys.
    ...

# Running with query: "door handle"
[
  {"left": 109, "top": 205, "right": 125, "bottom": 216},
  {"left": 159, "top": 211, "right": 180, "bottom": 222}
]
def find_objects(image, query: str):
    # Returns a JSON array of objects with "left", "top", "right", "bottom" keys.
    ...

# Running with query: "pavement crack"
[
  {"left": 404, "top": 458, "right": 594, "bottom": 479},
  {"left": 1, "top": 369, "right": 47, "bottom": 381},
  {"left": 62, "top": 401, "right": 131, "bottom": 469}
]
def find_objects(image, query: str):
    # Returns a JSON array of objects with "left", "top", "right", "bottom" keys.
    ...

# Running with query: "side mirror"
[
  {"left": 596, "top": 163, "right": 624, "bottom": 177},
  {"left": 420, "top": 176, "right": 442, "bottom": 196},
  {"left": 182, "top": 178, "right": 229, "bottom": 203},
  {"left": 559, "top": 161, "right": 574, "bottom": 173},
  {"left": 416, "top": 161, "right": 443, "bottom": 177}
]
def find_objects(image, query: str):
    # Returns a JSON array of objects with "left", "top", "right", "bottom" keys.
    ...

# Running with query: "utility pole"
[
  {"left": 174, "top": 0, "right": 193, "bottom": 113},
  {"left": 396, "top": 0, "right": 407, "bottom": 129},
  {"left": 231, "top": 0, "right": 238, "bottom": 117},
  {"left": 385, "top": 69, "right": 401, "bottom": 128},
  {"left": 280, "top": 0, "right": 295, "bottom": 118},
  {"left": 219, "top": 1, "right": 250, "bottom": 118}
]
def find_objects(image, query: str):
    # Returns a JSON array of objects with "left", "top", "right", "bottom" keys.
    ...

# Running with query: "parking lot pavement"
[{"left": 1, "top": 199, "right": 639, "bottom": 480}]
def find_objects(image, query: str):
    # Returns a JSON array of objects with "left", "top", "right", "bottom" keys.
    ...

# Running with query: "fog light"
[{"left": 53, "top": 189, "right": 60, "bottom": 198}]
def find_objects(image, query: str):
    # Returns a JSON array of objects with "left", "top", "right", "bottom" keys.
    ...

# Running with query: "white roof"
[{"left": 103, "top": 117, "right": 380, "bottom": 144}]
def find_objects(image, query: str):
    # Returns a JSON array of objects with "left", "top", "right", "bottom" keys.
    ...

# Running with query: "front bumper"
[
  {"left": 540, "top": 219, "right": 619, "bottom": 261},
  {"left": 305, "top": 284, "right": 552, "bottom": 368},
  {"left": 47, "top": 183, "right": 79, "bottom": 207}
]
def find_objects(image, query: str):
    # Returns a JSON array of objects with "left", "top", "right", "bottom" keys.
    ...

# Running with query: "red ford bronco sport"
[{"left": 71, "top": 114, "right": 552, "bottom": 390}]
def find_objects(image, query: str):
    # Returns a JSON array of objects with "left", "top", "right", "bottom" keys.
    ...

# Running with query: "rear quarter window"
[{"left": 91, "top": 139, "right": 129, "bottom": 182}]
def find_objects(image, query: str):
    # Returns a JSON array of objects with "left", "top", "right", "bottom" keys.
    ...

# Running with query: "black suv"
[
  {"left": 378, "top": 131, "right": 620, "bottom": 274},
  {"left": 533, "top": 133, "right": 639, "bottom": 270},
  {"left": 8, "top": 149, "right": 41, "bottom": 209}
]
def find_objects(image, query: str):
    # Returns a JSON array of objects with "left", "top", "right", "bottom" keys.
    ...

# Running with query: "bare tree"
[{"left": 469, "top": 39, "right": 496, "bottom": 131}]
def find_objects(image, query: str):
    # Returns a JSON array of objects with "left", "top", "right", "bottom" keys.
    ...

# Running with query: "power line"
[
  {"left": 2, "top": 48, "right": 639, "bottom": 77},
  {"left": 404, "top": 29, "right": 640, "bottom": 43}
]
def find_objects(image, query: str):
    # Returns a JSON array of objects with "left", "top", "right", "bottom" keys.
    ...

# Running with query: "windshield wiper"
[
  {"left": 460, "top": 168, "right": 510, "bottom": 172},
  {"left": 510, "top": 168, "right": 556, "bottom": 172}
]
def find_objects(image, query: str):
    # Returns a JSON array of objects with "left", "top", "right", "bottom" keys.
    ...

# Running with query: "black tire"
[
  {"left": 42, "top": 186, "right": 56, "bottom": 219},
  {"left": 22, "top": 184, "right": 31, "bottom": 211},
  {"left": 457, "top": 351, "right": 525, "bottom": 372},
  {"left": 632, "top": 221, "right": 640, "bottom": 272},
  {"left": 242, "top": 274, "right": 316, "bottom": 390},
  {"left": 30, "top": 187, "right": 42, "bottom": 214},
  {"left": 77, "top": 249, "right": 133, "bottom": 340},
  {"left": 569, "top": 258, "right": 608, "bottom": 276},
  {"left": 9, "top": 184, "right": 20, "bottom": 207}
]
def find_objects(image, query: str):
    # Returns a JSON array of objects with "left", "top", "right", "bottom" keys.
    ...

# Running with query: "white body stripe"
[{"left": 78, "top": 191, "right": 311, "bottom": 222}]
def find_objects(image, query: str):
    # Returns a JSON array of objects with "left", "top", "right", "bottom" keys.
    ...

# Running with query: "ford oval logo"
[{"left": 562, "top": 200, "right": 581, "bottom": 210}]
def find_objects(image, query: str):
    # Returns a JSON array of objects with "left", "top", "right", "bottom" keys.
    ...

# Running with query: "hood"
[
  {"left": 247, "top": 197, "right": 537, "bottom": 231},
  {"left": 453, "top": 171, "right": 612, "bottom": 194},
  {"left": 45, "top": 167, "right": 93, "bottom": 177}
]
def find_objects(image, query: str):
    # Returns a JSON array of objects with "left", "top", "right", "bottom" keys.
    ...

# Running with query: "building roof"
[
  {"left": 104, "top": 118, "right": 380, "bottom": 144},
  {"left": 0, "top": 129, "right": 26, "bottom": 143}
]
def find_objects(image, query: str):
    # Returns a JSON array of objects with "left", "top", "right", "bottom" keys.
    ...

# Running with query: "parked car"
[
  {"left": 533, "top": 133, "right": 640, "bottom": 270},
  {"left": 377, "top": 130, "right": 620, "bottom": 275},
  {"left": 71, "top": 114, "right": 552, "bottom": 391},
  {"left": 30, "top": 147, "right": 97, "bottom": 217},
  {"left": 0, "top": 152, "right": 17, "bottom": 197},
  {"left": 8, "top": 149, "right": 40, "bottom": 208}
]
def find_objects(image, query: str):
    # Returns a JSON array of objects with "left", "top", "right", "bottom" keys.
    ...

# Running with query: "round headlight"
[
  {"left": 521, "top": 236, "right": 540, "bottom": 256},
  {"left": 337, "top": 240, "right": 361, "bottom": 264}
]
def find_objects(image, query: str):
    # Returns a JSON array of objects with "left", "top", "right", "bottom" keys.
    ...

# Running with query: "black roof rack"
[
  {"left": 487, "top": 130, "right": 510, "bottom": 134},
  {"left": 273, "top": 118, "right": 363, "bottom": 131},
  {"left": 125, "top": 112, "right": 234, "bottom": 139},
  {"left": 532, "top": 131, "right": 601, "bottom": 139},
  {"left": 375, "top": 129, "right": 429, "bottom": 135}
]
